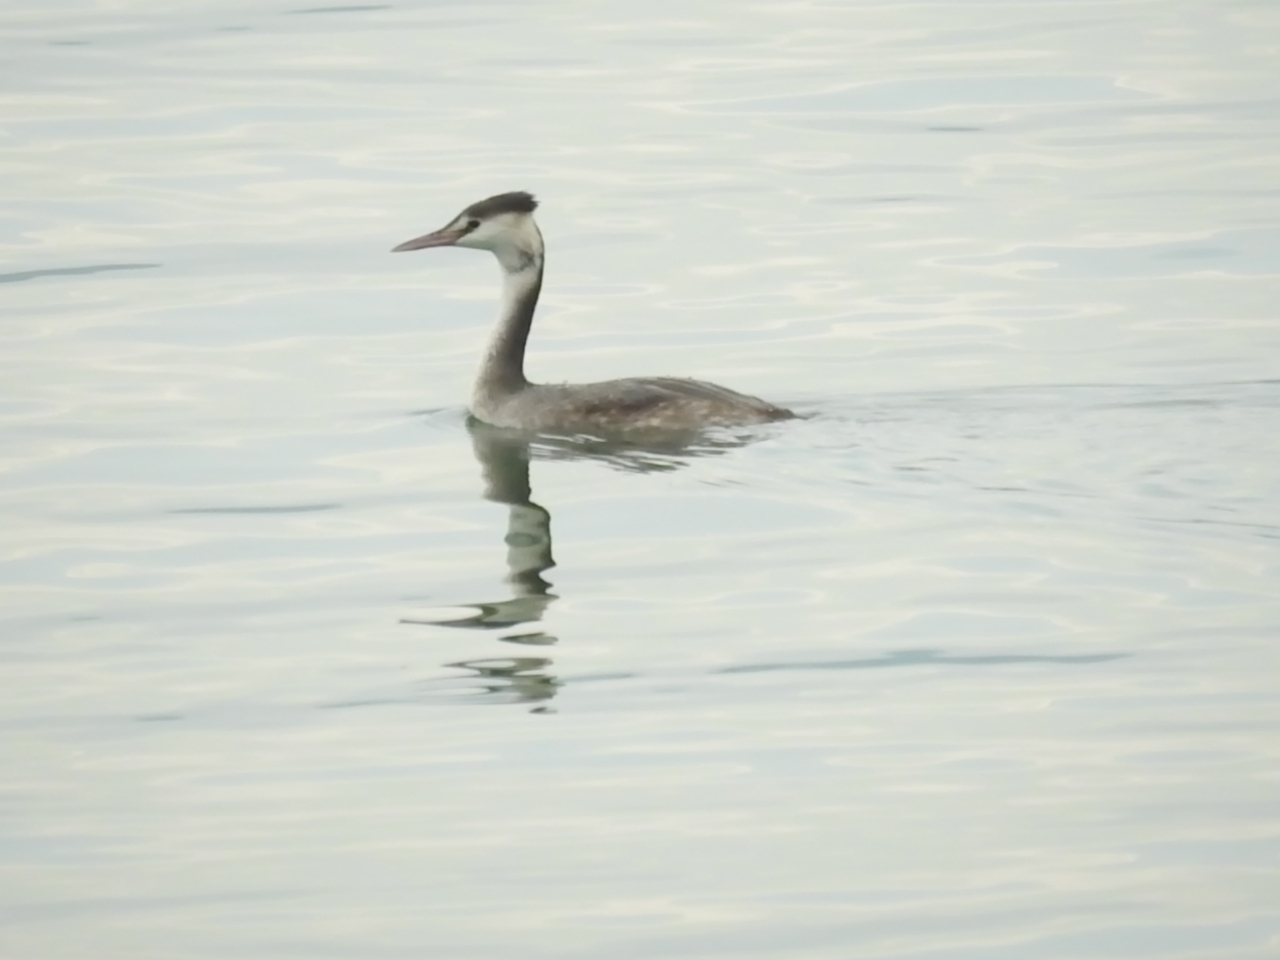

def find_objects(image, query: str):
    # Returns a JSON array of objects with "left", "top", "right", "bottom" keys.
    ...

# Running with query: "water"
[{"left": 2, "top": 1, "right": 1279, "bottom": 957}]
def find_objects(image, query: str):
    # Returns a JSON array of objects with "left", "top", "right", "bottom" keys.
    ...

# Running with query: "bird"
[{"left": 392, "top": 191, "right": 793, "bottom": 435}]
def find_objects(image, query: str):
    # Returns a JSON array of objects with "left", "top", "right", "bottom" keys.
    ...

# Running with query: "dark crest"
[{"left": 463, "top": 191, "right": 538, "bottom": 220}]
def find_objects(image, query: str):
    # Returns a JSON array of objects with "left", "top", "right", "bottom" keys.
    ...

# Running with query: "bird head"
[{"left": 392, "top": 191, "right": 542, "bottom": 272}]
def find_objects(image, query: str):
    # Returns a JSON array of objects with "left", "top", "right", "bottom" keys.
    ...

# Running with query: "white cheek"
[{"left": 457, "top": 228, "right": 492, "bottom": 250}]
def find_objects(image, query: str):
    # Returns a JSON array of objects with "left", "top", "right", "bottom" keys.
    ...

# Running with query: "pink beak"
[{"left": 391, "top": 227, "right": 464, "bottom": 253}]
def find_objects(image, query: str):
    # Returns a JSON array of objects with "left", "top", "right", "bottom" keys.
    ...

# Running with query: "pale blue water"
[{"left": 2, "top": 1, "right": 1279, "bottom": 958}]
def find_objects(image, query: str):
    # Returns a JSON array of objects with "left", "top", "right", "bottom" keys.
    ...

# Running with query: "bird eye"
[{"left": 466, "top": 219, "right": 480, "bottom": 231}]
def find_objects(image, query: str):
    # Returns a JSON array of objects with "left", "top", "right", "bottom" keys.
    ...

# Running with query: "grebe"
[{"left": 392, "top": 192, "right": 794, "bottom": 434}]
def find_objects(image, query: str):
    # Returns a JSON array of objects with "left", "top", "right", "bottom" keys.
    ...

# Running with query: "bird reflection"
[
  {"left": 401, "top": 420, "right": 754, "bottom": 709},
  {"left": 406, "top": 426, "right": 559, "bottom": 633},
  {"left": 439, "top": 656, "right": 560, "bottom": 711}
]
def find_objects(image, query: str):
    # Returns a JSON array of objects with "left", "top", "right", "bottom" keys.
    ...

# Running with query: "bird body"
[{"left": 393, "top": 192, "right": 793, "bottom": 434}]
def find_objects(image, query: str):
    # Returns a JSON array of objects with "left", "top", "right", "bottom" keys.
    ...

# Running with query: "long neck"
[{"left": 474, "top": 243, "right": 544, "bottom": 403}]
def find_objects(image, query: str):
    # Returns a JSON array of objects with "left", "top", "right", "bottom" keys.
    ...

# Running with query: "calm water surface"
[{"left": 2, "top": 1, "right": 1279, "bottom": 957}]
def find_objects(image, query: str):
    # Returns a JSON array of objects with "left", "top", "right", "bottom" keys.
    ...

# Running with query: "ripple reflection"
[
  {"left": 0, "top": 263, "right": 159, "bottom": 284},
  {"left": 719, "top": 648, "right": 1128, "bottom": 676}
]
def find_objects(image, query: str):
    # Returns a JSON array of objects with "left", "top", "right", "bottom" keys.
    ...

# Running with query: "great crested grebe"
[{"left": 392, "top": 191, "right": 793, "bottom": 434}]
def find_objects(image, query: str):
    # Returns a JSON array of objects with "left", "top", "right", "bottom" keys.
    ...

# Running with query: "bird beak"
[{"left": 391, "top": 227, "right": 464, "bottom": 252}]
